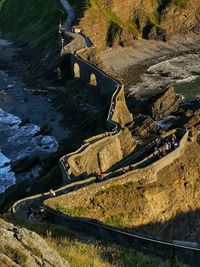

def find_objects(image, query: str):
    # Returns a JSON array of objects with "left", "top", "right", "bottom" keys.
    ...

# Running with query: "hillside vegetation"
[
  {"left": 46, "top": 140, "right": 200, "bottom": 242},
  {"left": 8, "top": 218, "right": 181, "bottom": 267},
  {"left": 0, "top": 0, "right": 90, "bottom": 50},
  {"left": 0, "top": 0, "right": 66, "bottom": 49},
  {"left": 1, "top": 0, "right": 199, "bottom": 51},
  {"left": 80, "top": 0, "right": 200, "bottom": 48}
]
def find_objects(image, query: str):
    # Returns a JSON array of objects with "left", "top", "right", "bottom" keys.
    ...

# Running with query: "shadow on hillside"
[
  {"left": 122, "top": 208, "right": 200, "bottom": 244},
  {"left": 45, "top": 206, "right": 200, "bottom": 267}
]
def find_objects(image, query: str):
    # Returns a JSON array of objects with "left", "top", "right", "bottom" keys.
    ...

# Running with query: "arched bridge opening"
[
  {"left": 89, "top": 73, "right": 97, "bottom": 86},
  {"left": 73, "top": 63, "right": 80, "bottom": 78}
]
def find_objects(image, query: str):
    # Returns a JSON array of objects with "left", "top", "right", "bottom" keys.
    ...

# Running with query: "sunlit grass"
[{"left": 6, "top": 218, "right": 180, "bottom": 267}]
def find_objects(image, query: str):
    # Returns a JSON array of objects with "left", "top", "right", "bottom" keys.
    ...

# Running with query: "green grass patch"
[
  {"left": 49, "top": 181, "right": 141, "bottom": 225},
  {"left": 55, "top": 202, "right": 88, "bottom": 217},
  {"left": 172, "top": 0, "right": 188, "bottom": 8},
  {"left": 105, "top": 213, "right": 124, "bottom": 227},
  {"left": 0, "top": 0, "right": 65, "bottom": 46},
  {"left": 104, "top": 9, "right": 141, "bottom": 40},
  {"left": 0, "top": 0, "right": 90, "bottom": 49}
]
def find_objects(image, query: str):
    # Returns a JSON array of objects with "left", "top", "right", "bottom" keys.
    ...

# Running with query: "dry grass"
[
  {"left": 45, "top": 236, "right": 175, "bottom": 267},
  {"left": 6, "top": 218, "right": 177, "bottom": 267}
]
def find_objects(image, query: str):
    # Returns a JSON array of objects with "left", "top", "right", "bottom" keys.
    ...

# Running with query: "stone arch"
[
  {"left": 73, "top": 63, "right": 80, "bottom": 78},
  {"left": 89, "top": 73, "right": 97, "bottom": 86}
]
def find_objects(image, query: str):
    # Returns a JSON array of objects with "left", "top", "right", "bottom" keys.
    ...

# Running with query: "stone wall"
[
  {"left": 60, "top": 52, "right": 134, "bottom": 179},
  {"left": 11, "top": 131, "right": 199, "bottom": 267},
  {"left": 50, "top": 130, "right": 190, "bottom": 209},
  {"left": 70, "top": 53, "right": 117, "bottom": 95},
  {"left": 67, "top": 127, "right": 136, "bottom": 176}
]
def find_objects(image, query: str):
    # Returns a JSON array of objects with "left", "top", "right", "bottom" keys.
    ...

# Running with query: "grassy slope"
[
  {"left": 0, "top": 0, "right": 89, "bottom": 51},
  {"left": 47, "top": 141, "right": 200, "bottom": 230},
  {"left": 7, "top": 218, "right": 174, "bottom": 267},
  {"left": 0, "top": 0, "right": 189, "bottom": 48},
  {"left": 0, "top": 0, "right": 66, "bottom": 49},
  {"left": 82, "top": 0, "right": 189, "bottom": 47}
]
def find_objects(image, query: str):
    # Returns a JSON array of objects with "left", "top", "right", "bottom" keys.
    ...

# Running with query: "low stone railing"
[
  {"left": 45, "top": 129, "right": 191, "bottom": 211},
  {"left": 10, "top": 161, "right": 200, "bottom": 267}
]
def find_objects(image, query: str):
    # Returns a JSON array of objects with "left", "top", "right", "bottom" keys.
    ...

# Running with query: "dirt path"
[{"left": 58, "top": 0, "right": 75, "bottom": 30}]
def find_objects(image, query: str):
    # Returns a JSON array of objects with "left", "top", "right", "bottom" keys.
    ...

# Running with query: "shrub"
[{"left": 172, "top": 0, "right": 188, "bottom": 8}]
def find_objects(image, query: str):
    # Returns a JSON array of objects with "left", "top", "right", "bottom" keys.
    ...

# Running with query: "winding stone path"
[{"left": 58, "top": 0, "right": 75, "bottom": 31}]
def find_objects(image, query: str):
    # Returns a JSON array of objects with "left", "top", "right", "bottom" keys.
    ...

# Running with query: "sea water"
[
  {"left": 174, "top": 76, "right": 200, "bottom": 100},
  {"left": 0, "top": 109, "right": 58, "bottom": 193}
]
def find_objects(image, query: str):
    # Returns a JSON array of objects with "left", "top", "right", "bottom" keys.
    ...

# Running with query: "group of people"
[
  {"left": 93, "top": 133, "right": 179, "bottom": 183},
  {"left": 95, "top": 172, "right": 105, "bottom": 182},
  {"left": 26, "top": 207, "right": 46, "bottom": 222},
  {"left": 154, "top": 133, "right": 178, "bottom": 158}
]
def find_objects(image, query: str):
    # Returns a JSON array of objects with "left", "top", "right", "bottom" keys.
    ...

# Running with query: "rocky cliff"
[
  {"left": 80, "top": 0, "right": 200, "bottom": 50},
  {"left": 0, "top": 218, "right": 69, "bottom": 267}
]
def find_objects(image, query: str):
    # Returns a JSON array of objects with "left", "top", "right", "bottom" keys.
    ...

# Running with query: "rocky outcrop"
[
  {"left": 128, "top": 114, "right": 157, "bottom": 138},
  {"left": 184, "top": 108, "right": 200, "bottom": 129},
  {"left": 150, "top": 86, "right": 181, "bottom": 120},
  {"left": 111, "top": 85, "right": 133, "bottom": 128},
  {"left": 0, "top": 218, "right": 69, "bottom": 267},
  {"left": 80, "top": 0, "right": 200, "bottom": 49}
]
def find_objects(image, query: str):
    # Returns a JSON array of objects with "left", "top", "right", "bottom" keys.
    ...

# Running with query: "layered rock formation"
[
  {"left": 150, "top": 86, "right": 182, "bottom": 120},
  {"left": 0, "top": 219, "right": 69, "bottom": 267},
  {"left": 184, "top": 108, "right": 200, "bottom": 129},
  {"left": 128, "top": 114, "right": 157, "bottom": 138},
  {"left": 80, "top": 0, "right": 200, "bottom": 49}
]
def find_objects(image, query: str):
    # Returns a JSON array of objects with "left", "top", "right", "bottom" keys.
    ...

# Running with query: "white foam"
[
  {"left": 41, "top": 136, "right": 58, "bottom": 151},
  {"left": 0, "top": 152, "right": 15, "bottom": 193},
  {"left": 8, "top": 124, "right": 40, "bottom": 144},
  {"left": 0, "top": 39, "right": 12, "bottom": 46},
  {"left": 0, "top": 152, "right": 10, "bottom": 168},
  {"left": 0, "top": 165, "right": 16, "bottom": 193},
  {"left": 156, "top": 116, "right": 178, "bottom": 131},
  {"left": 175, "top": 75, "right": 198, "bottom": 84},
  {"left": 0, "top": 109, "right": 21, "bottom": 126}
]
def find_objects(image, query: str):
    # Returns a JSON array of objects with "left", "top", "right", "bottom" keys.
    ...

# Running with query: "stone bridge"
[{"left": 59, "top": 52, "right": 135, "bottom": 180}]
